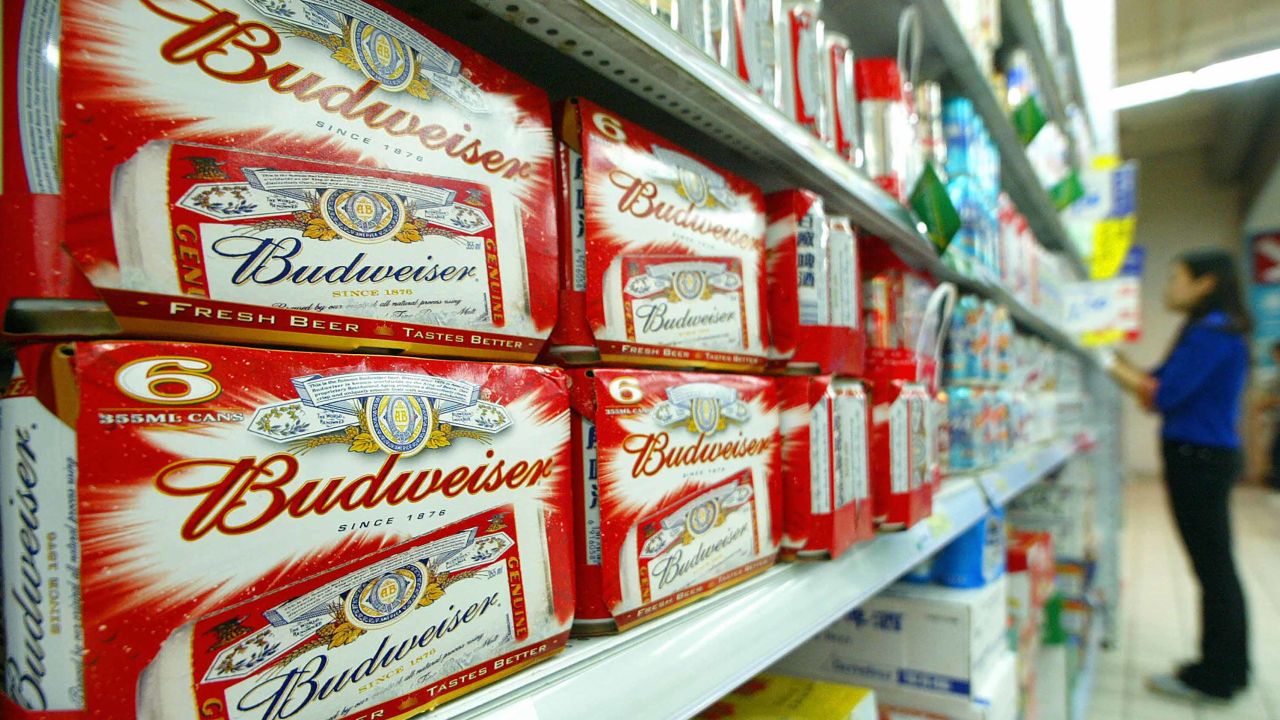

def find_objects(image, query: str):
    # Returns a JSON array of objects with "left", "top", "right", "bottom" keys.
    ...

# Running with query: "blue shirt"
[{"left": 1152, "top": 312, "right": 1249, "bottom": 448}]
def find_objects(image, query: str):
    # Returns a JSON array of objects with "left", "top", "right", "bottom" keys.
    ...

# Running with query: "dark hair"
[{"left": 1177, "top": 250, "right": 1253, "bottom": 334}]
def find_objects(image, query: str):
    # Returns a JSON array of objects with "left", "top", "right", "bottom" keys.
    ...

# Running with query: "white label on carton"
[
  {"left": 638, "top": 481, "right": 757, "bottom": 602},
  {"left": 835, "top": 387, "right": 868, "bottom": 507},
  {"left": 569, "top": 147, "right": 587, "bottom": 292},
  {"left": 809, "top": 395, "right": 832, "bottom": 513},
  {"left": 198, "top": 221, "right": 494, "bottom": 326},
  {"left": 891, "top": 393, "right": 909, "bottom": 495},
  {"left": 1, "top": 393, "right": 85, "bottom": 710},
  {"left": 796, "top": 207, "right": 830, "bottom": 326},
  {"left": 18, "top": 0, "right": 61, "bottom": 193},
  {"left": 827, "top": 222, "right": 860, "bottom": 330},
  {"left": 622, "top": 258, "right": 747, "bottom": 349},
  {"left": 581, "top": 417, "right": 601, "bottom": 565}
]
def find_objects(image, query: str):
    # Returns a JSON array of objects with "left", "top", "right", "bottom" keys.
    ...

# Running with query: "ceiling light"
[
  {"left": 1111, "top": 47, "right": 1280, "bottom": 109},
  {"left": 1111, "top": 72, "right": 1192, "bottom": 109}
]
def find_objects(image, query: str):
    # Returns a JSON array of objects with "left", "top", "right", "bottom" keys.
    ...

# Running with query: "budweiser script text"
[
  {"left": 141, "top": 0, "right": 539, "bottom": 180},
  {"left": 156, "top": 451, "right": 556, "bottom": 540},
  {"left": 608, "top": 170, "right": 760, "bottom": 250},
  {"left": 620, "top": 431, "right": 773, "bottom": 478},
  {"left": 6, "top": 426, "right": 52, "bottom": 710}
]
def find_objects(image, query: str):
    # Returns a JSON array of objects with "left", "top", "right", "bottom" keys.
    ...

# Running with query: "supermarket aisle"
[{"left": 1090, "top": 478, "right": 1280, "bottom": 720}]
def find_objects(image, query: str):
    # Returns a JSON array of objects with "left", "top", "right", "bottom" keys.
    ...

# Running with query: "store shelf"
[
  {"left": 1001, "top": 0, "right": 1071, "bottom": 138},
  {"left": 972, "top": 435, "right": 1078, "bottom": 507},
  {"left": 914, "top": 0, "right": 1087, "bottom": 277},
  {"left": 457, "top": 0, "right": 940, "bottom": 272},
  {"left": 420, "top": 438, "right": 1084, "bottom": 720},
  {"left": 449, "top": 0, "right": 1095, "bottom": 362}
]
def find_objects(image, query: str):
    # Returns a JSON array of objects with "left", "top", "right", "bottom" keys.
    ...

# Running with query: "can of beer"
[
  {"left": 723, "top": 0, "right": 781, "bottom": 103},
  {"left": 915, "top": 80, "right": 946, "bottom": 170},
  {"left": 864, "top": 275, "right": 893, "bottom": 349},
  {"left": 822, "top": 30, "right": 858, "bottom": 163},
  {"left": 778, "top": 0, "right": 825, "bottom": 139},
  {"left": 856, "top": 58, "right": 908, "bottom": 200}
]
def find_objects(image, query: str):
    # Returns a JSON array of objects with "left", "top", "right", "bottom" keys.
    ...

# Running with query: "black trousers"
[
  {"left": 1161, "top": 440, "right": 1250, "bottom": 695},
  {"left": 1270, "top": 430, "right": 1280, "bottom": 490}
]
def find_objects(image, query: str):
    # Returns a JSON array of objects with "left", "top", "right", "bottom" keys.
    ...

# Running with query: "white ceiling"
[{"left": 1116, "top": 0, "right": 1280, "bottom": 162}]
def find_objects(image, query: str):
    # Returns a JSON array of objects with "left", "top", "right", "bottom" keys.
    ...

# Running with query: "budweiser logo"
[
  {"left": 608, "top": 170, "right": 759, "bottom": 250},
  {"left": 141, "top": 0, "right": 538, "bottom": 180},
  {"left": 5, "top": 425, "right": 51, "bottom": 710},
  {"left": 156, "top": 451, "right": 556, "bottom": 541},
  {"left": 620, "top": 432, "right": 773, "bottom": 478}
]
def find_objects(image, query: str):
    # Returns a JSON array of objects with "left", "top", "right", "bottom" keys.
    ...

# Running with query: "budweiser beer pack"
[
  {"left": 553, "top": 98, "right": 769, "bottom": 371},
  {"left": 1, "top": 341, "right": 575, "bottom": 718},
  {"left": 4, "top": 0, "right": 558, "bottom": 359},
  {"left": 779, "top": 376, "right": 873, "bottom": 560},
  {"left": 764, "top": 189, "right": 863, "bottom": 374},
  {"left": 567, "top": 368, "right": 781, "bottom": 632},
  {"left": 861, "top": 239, "right": 956, "bottom": 530}
]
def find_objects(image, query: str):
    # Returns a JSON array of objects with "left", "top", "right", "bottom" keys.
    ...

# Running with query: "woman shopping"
[{"left": 1103, "top": 249, "right": 1251, "bottom": 703}]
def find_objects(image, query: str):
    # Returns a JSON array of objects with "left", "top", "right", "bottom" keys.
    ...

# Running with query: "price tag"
[{"left": 926, "top": 510, "right": 952, "bottom": 540}]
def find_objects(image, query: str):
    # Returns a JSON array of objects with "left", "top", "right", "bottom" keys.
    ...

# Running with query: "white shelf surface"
[{"left": 423, "top": 437, "right": 1082, "bottom": 720}]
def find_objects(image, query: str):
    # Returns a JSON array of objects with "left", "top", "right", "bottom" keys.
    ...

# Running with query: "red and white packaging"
[
  {"left": 821, "top": 30, "right": 859, "bottom": 163},
  {"left": 1, "top": 0, "right": 103, "bottom": 339},
  {"left": 722, "top": 0, "right": 781, "bottom": 104},
  {"left": 778, "top": 1, "right": 826, "bottom": 140},
  {"left": 764, "top": 190, "right": 863, "bottom": 374},
  {"left": 8, "top": 0, "right": 558, "bottom": 358},
  {"left": 1, "top": 341, "right": 574, "bottom": 718},
  {"left": 861, "top": 240, "right": 956, "bottom": 530},
  {"left": 567, "top": 368, "right": 781, "bottom": 632},
  {"left": 855, "top": 58, "right": 910, "bottom": 202},
  {"left": 779, "top": 376, "right": 874, "bottom": 560},
  {"left": 553, "top": 98, "right": 769, "bottom": 371}
]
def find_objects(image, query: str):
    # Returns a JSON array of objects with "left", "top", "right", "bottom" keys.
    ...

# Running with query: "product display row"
[
  {"left": 707, "top": 455, "right": 1103, "bottom": 720},
  {"left": 0, "top": 0, "right": 1115, "bottom": 718}
]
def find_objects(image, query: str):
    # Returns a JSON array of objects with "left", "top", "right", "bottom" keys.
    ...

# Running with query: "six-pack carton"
[
  {"left": 5, "top": 0, "right": 559, "bottom": 358},
  {"left": 1, "top": 341, "right": 575, "bottom": 717},
  {"left": 553, "top": 98, "right": 769, "bottom": 371},
  {"left": 567, "top": 368, "right": 781, "bottom": 632},
  {"left": 779, "top": 376, "right": 874, "bottom": 560},
  {"left": 764, "top": 190, "right": 864, "bottom": 375}
]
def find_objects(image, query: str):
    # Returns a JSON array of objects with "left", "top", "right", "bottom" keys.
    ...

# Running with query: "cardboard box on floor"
[
  {"left": 775, "top": 577, "right": 1009, "bottom": 698},
  {"left": 874, "top": 652, "right": 1019, "bottom": 720}
]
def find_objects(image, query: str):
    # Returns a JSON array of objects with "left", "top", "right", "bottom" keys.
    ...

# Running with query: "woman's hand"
[{"left": 1101, "top": 348, "right": 1159, "bottom": 410}]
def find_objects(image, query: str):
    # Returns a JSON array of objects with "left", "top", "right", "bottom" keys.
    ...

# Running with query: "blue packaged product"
[
  {"left": 948, "top": 385, "right": 977, "bottom": 470},
  {"left": 902, "top": 558, "right": 935, "bottom": 584},
  {"left": 932, "top": 509, "right": 1006, "bottom": 588}
]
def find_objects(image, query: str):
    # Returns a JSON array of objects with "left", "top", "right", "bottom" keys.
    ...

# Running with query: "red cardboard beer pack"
[
  {"left": 5, "top": 0, "right": 558, "bottom": 358},
  {"left": 553, "top": 98, "right": 769, "bottom": 371},
  {"left": 764, "top": 190, "right": 863, "bottom": 374},
  {"left": 861, "top": 239, "right": 956, "bottom": 530},
  {"left": 0, "top": 341, "right": 575, "bottom": 718},
  {"left": 1, "top": 0, "right": 103, "bottom": 339},
  {"left": 778, "top": 376, "right": 874, "bottom": 560},
  {"left": 567, "top": 368, "right": 781, "bottom": 633}
]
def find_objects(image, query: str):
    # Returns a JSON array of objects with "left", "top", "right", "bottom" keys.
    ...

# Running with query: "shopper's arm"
[{"left": 1101, "top": 351, "right": 1158, "bottom": 407}]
